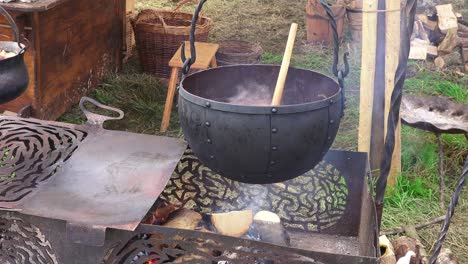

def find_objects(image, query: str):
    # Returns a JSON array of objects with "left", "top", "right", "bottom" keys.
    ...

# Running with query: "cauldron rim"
[
  {"left": 179, "top": 64, "right": 342, "bottom": 114},
  {"left": 0, "top": 42, "right": 26, "bottom": 63}
]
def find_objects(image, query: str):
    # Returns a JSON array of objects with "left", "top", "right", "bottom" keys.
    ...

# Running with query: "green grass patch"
[
  {"left": 405, "top": 66, "right": 468, "bottom": 103},
  {"left": 382, "top": 174, "right": 441, "bottom": 229}
]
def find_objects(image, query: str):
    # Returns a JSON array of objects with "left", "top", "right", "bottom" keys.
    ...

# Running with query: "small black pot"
[{"left": 0, "top": 6, "right": 29, "bottom": 104}]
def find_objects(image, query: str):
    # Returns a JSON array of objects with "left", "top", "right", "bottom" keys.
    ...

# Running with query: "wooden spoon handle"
[{"left": 271, "top": 23, "right": 298, "bottom": 106}]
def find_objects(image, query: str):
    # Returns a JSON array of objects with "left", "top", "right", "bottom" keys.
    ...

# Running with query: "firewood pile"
[
  {"left": 143, "top": 200, "right": 291, "bottom": 255},
  {"left": 409, "top": 4, "right": 468, "bottom": 72},
  {"left": 380, "top": 235, "right": 459, "bottom": 264}
]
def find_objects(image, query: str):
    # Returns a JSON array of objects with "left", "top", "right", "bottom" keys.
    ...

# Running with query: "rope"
[{"left": 346, "top": 8, "right": 402, "bottom": 13}]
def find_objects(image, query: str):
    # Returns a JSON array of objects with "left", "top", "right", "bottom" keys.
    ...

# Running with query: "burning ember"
[{"left": 0, "top": 50, "right": 17, "bottom": 60}]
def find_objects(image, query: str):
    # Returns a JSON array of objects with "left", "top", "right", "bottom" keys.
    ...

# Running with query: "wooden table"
[
  {"left": 160, "top": 41, "right": 219, "bottom": 132},
  {"left": 0, "top": 0, "right": 125, "bottom": 119}
]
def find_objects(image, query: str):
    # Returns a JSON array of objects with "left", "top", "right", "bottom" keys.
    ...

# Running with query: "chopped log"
[
  {"left": 254, "top": 210, "right": 281, "bottom": 223},
  {"left": 435, "top": 57, "right": 446, "bottom": 69},
  {"left": 392, "top": 236, "right": 421, "bottom": 264},
  {"left": 172, "top": 254, "right": 204, "bottom": 263},
  {"left": 434, "top": 53, "right": 464, "bottom": 69},
  {"left": 427, "top": 45, "right": 438, "bottom": 57},
  {"left": 144, "top": 203, "right": 180, "bottom": 225},
  {"left": 435, "top": 4, "right": 458, "bottom": 33},
  {"left": 460, "top": 37, "right": 468, "bottom": 47},
  {"left": 458, "top": 23, "right": 468, "bottom": 33},
  {"left": 438, "top": 28, "right": 461, "bottom": 55},
  {"left": 211, "top": 210, "right": 253, "bottom": 237},
  {"left": 397, "top": 251, "right": 417, "bottom": 264},
  {"left": 163, "top": 209, "right": 202, "bottom": 230},
  {"left": 463, "top": 48, "right": 468, "bottom": 62},
  {"left": 437, "top": 248, "right": 458, "bottom": 264},
  {"left": 253, "top": 211, "right": 290, "bottom": 246},
  {"left": 417, "top": 14, "right": 437, "bottom": 31},
  {"left": 409, "top": 45, "right": 428, "bottom": 60},
  {"left": 380, "top": 235, "right": 397, "bottom": 264},
  {"left": 413, "top": 20, "right": 430, "bottom": 42},
  {"left": 404, "top": 226, "right": 428, "bottom": 263}
]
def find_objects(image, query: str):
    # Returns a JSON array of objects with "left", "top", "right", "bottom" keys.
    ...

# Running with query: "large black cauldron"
[
  {"left": 0, "top": 6, "right": 29, "bottom": 104},
  {"left": 179, "top": 65, "right": 343, "bottom": 184}
]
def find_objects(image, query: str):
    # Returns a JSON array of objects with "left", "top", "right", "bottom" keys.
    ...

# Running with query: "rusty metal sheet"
[
  {"left": 0, "top": 97, "right": 187, "bottom": 246},
  {"left": 401, "top": 94, "right": 468, "bottom": 134}
]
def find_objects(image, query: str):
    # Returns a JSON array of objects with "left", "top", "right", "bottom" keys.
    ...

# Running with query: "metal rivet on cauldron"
[
  {"left": 210, "top": 155, "right": 215, "bottom": 159},
  {"left": 205, "top": 121, "right": 211, "bottom": 127},
  {"left": 271, "top": 108, "right": 278, "bottom": 113},
  {"left": 205, "top": 102, "right": 211, "bottom": 107},
  {"left": 271, "top": 128, "right": 278, "bottom": 133},
  {"left": 330, "top": 99, "right": 334, "bottom": 104},
  {"left": 328, "top": 136, "right": 332, "bottom": 140},
  {"left": 270, "top": 161, "right": 276, "bottom": 165},
  {"left": 206, "top": 139, "right": 212, "bottom": 144},
  {"left": 330, "top": 120, "right": 335, "bottom": 124},
  {"left": 272, "top": 146, "right": 278, "bottom": 151}
]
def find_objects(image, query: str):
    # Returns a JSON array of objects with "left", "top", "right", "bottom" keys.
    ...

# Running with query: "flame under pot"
[
  {"left": 178, "top": 65, "right": 342, "bottom": 184},
  {"left": 0, "top": 41, "right": 28, "bottom": 104}
]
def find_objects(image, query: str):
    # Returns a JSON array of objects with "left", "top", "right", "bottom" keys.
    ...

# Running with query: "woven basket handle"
[
  {"left": 156, "top": 13, "right": 168, "bottom": 33},
  {"left": 174, "top": 0, "right": 205, "bottom": 16}
]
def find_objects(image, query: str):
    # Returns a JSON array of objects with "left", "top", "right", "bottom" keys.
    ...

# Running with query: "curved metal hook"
[
  {"left": 0, "top": 6, "right": 24, "bottom": 51},
  {"left": 79, "top": 97, "right": 124, "bottom": 127},
  {"left": 181, "top": 0, "right": 207, "bottom": 75},
  {"left": 318, "top": 0, "right": 349, "bottom": 79}
]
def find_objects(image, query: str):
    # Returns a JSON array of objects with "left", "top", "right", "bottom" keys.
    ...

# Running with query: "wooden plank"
[
  {"left": 36, "top": 0, "right": 124, "bottom": 119},
  {"left": 369, "top": 0, "right": 387, "bottom": 171},
  {"left": 169, "top": 42, "right": 219, "bottom": 69},
  {"left": 358, "top": 0, "right": 378, "bottom": 156},
  {"left": 385, "top": 0, "right": 401, "bottom": 186},
  {"left": 126, "top": 0, "right": 136, "bottom": 12},
  {"left": 0, "top": 0, "right": 68, "bottom": 12}
]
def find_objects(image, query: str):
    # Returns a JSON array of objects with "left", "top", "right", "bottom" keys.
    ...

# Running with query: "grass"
[
  {"left": 135, "top": 0, "right": 309, "bottom": 53},
  {"left": 58, "top": 0, "right": 468, "bottom": 261}
]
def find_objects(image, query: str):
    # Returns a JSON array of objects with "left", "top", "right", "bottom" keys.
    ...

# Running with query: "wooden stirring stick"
[{"left": 271, "top": 23, "right": 298, "bottom": 106}]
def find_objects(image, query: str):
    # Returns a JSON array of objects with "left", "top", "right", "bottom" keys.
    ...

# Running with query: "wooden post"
[
  {"left": 358, "top": 0, "right": 378, "bottom": 156},
  {"left": 359, "top": 0, "right": 401, "bottom": 186},
  {"left": 384, "top": 0, "right": 402, "bottom": 186}
]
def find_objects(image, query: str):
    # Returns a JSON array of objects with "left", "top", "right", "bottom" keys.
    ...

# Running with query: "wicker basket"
[
  {"left": 132, "top": 9, "right": 213, "bottom": 78},
  {"left": 216, "top": 40, "right": 263, "bottom": 66}
]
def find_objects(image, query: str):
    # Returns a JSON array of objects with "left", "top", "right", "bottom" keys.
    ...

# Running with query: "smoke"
[{"left": 226, "top": 83, "right": 272, "bottom": 106}]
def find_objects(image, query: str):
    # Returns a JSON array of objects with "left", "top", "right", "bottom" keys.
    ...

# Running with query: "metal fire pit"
[
  {"left": 0, "top": 134, "right": 378, "bottom": 263},
  {"left": 0, "top": 97, "right": 187, "bottom": 247}
]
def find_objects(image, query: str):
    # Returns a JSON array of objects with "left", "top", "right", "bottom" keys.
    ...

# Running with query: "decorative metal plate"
[
  {"left": 0, "top": 98, "right": 188, "bottom": 246},
  {"left": 160, "top": 149, "right": 364, "bottom": 235},
  {"left": 0, "top": 214, "right": 58, "bottom": 264}
]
